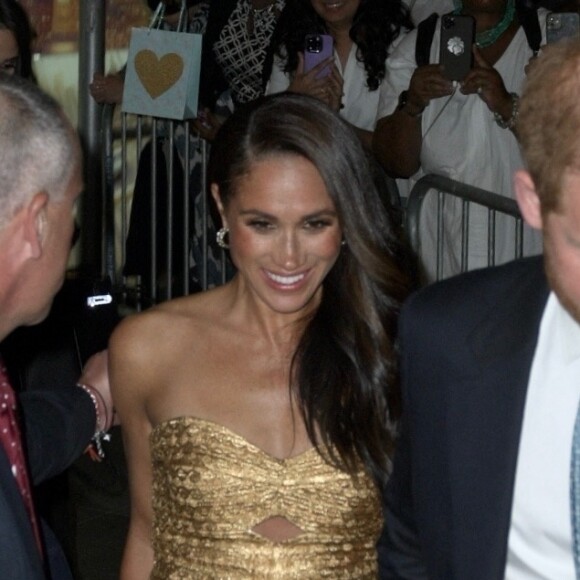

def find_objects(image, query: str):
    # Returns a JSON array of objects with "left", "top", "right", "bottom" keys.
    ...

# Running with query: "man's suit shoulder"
[{"left": 403, "top": 256, "right": 547, "bottom": 325}]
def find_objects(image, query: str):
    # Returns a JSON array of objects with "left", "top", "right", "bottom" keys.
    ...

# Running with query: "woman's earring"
[{"left": 216, "top": 227, "right": 230, "bottom": 249}]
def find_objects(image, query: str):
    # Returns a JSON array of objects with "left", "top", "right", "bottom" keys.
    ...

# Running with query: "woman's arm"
[
  {"left": 109, "top": 317, "right": 157, "bottom": 580},
  {"left": 460, "top": 46, "right": 520, "bottom": 137},
  {"left": 373, "top": 63, "right": 453, "bottom": 177},
  {"left": 373, "top": 105, "right": 424, "bottom": 178}
]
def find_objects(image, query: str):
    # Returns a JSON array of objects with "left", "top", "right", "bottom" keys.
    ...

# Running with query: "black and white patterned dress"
[{"left": 212, "top": 0, "right": 286, "bottom": 106}]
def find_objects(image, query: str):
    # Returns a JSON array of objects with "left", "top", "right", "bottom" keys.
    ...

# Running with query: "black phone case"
[
  {"left": 546, "top": 12, "right": 580, "bottom": 44},
  {"left": 439, "top": 13, "right": 475, "bottom": 81}
]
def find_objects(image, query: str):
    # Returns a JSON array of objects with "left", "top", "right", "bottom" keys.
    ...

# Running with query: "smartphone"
[
  {"left": 304, "top": 34, "right": 334, "bottom": 79},
  {"left": 439, "top": 13, "right": 475, "bottom": 82},
  {"left": 546, "top": 12, "right": 580, "bottom": 44}
]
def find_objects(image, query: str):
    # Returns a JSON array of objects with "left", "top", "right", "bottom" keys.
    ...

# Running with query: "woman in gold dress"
[{"left": 110, "top": 92, "right": 410, "bottom": 578}]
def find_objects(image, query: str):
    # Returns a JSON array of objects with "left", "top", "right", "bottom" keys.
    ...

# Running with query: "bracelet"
[
  {"left": 76, "top": 383, "right": 111, "bottom": 432},
  {"left": 76, "top": 383, "right": 112, "bottom": 460},
  {"left": 493, "top": 92, "right": 519, "bottom": 130}
]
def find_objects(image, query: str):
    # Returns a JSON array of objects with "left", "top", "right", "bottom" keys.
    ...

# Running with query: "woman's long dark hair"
[
  {"left": 271, "top": 0, "right": 412, "bottom": 91},
  {"left": 0, "top": 0, "right": 36, "bottom": 81},
  {"left": 209, "top": 93, "right": 410, "bottom": 485}
]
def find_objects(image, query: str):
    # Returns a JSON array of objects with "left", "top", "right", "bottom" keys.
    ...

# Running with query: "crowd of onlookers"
[
  {"left": 2, "top": 0, "right": 576, "bottom": 283},
  {"left": 88, "top": 0, "right": 572, "bottom": 288}
]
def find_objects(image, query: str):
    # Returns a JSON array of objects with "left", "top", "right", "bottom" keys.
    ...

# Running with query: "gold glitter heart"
[{"left": 134, "top": 50, "right": 184, "bottom": 99}]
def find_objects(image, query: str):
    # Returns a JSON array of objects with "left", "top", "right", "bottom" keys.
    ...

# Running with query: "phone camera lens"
[
  {"left": 306, "top": 35, "right": 322, "bottom": 53},
  {"left": 443, "top": 15, "right": 455, "bottom": 30}
]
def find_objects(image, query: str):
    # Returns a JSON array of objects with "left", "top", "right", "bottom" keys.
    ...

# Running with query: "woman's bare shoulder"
[
  {"left": 109, "top": 288, "right": 228, "bottom": 359},
  {"left": 108, "top": 288, "right": 232, "bottom": 412}
]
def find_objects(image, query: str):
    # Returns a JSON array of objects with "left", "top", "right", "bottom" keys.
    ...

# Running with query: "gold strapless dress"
[{"left": 149, "top": 417, "right": 382, "bottom": 579}]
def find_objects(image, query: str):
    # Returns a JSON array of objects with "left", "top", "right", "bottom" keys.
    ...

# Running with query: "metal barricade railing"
[
  {"left": 405, "top": 174, "right": 525, "bottom": 283},
  {"left": 101, "top": 104, "right": 226, "bottom": 310}
]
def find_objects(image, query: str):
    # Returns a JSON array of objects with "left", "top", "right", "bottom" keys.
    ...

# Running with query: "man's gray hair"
[{"left": 0, "top": 74, "right": 78, "bottom": 226}]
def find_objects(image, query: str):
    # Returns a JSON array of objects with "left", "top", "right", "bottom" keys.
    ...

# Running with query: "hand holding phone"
[
  {"left": 304, "top": 34, "right": 334, "bottom": 79},
  {"left": 439, "top": 13, "right": 475, "bottom": 82}
]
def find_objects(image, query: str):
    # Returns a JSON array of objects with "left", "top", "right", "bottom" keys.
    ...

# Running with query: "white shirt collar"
[{"left": 551, "top": 292, "right": 580, "bottom": 366}]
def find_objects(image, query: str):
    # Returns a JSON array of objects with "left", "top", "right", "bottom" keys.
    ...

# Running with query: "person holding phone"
[
  {"left": 373, "top": 0, "right": 547, "bottom": 280},
  {"left": 265, "top": 0, "right": 412, "bottom": 150}
]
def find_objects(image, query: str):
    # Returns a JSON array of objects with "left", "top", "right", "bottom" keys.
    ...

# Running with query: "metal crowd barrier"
[
  {"left": 405, "top": 174, "right": 525, "bottom": 283},
  {"left": 100, "top": 104, "right": 228, "bottom": 310}
]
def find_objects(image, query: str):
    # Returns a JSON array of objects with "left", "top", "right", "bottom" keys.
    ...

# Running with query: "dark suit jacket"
[
  {"left": 379, "top": 256, "right": 549, "bottom": 579},
  {"left": 0, "top": 386, "right": 95, "bottom": 579}
]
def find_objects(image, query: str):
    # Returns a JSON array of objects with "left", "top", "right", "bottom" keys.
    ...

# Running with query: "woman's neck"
[
  {"left": 460, "top": 0, "right": 514, "bottom": 35},
  {"left": 476, "top": 18, "right": 519, "bottom": 66},
  {"left": 326, "top": 24, "right": 353, "bottom": 68},
  {"left": 469, "top": 11, "right": 504, "bottom": 34},
  {"left": 226, "top": 275, "right": 316, "bottom": 351},
  {"left": 326, "top": 19, "right": 351, "bottom": 42},
  {"left": 461, "top": 0, "right": 518, "bottom": 54}
]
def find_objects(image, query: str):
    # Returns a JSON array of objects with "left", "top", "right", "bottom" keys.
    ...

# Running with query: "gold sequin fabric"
[{"left": 149, "top": 416, "right": 382, "bottom": 579}]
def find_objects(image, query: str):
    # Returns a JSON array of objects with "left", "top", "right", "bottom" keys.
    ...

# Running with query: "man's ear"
[
  {"left": 210, "top": 183, "right": 228, "bottom": 228},
  {"left": 23, "top": 191, "right": 49, "bottom": 259},
  {"left": 514, "top": 169, "right": 543, "bottom": 230}
]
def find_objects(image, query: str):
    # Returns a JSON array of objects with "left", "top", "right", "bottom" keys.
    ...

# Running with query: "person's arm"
[
  {"left": 378, "top": 419, "right": 428, "bottom": 579},
  {"left": 373, "top": 103, "right": 423, "bottom": 178},
  {"left": 90, "top": 70, "right": 126, "bottom": 105},
  {"left": 109, "top": 317, "right": 157, "bottom": 580},
  {"left": 353, "top": 127, "right": 374, "bottom": 152},
  {"left": 373, "top": 63, "right": 452, "bottom": 178},
  {"left": 378, "top": 305, "right": 429, "bottom": 579},
  {"left": 20, "top": 350, "right": 112, "bottom": 485},
  {"left": 460, "top": 46, "right": 520, "bottom": 137},
  {"left": 20, "top": 387, "right": 95, "bottom": 485}
]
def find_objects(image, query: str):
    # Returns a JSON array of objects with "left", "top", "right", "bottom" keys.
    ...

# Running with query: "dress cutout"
[{"left": 150, "top": 416, "right": 382, "bottom": 579}]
